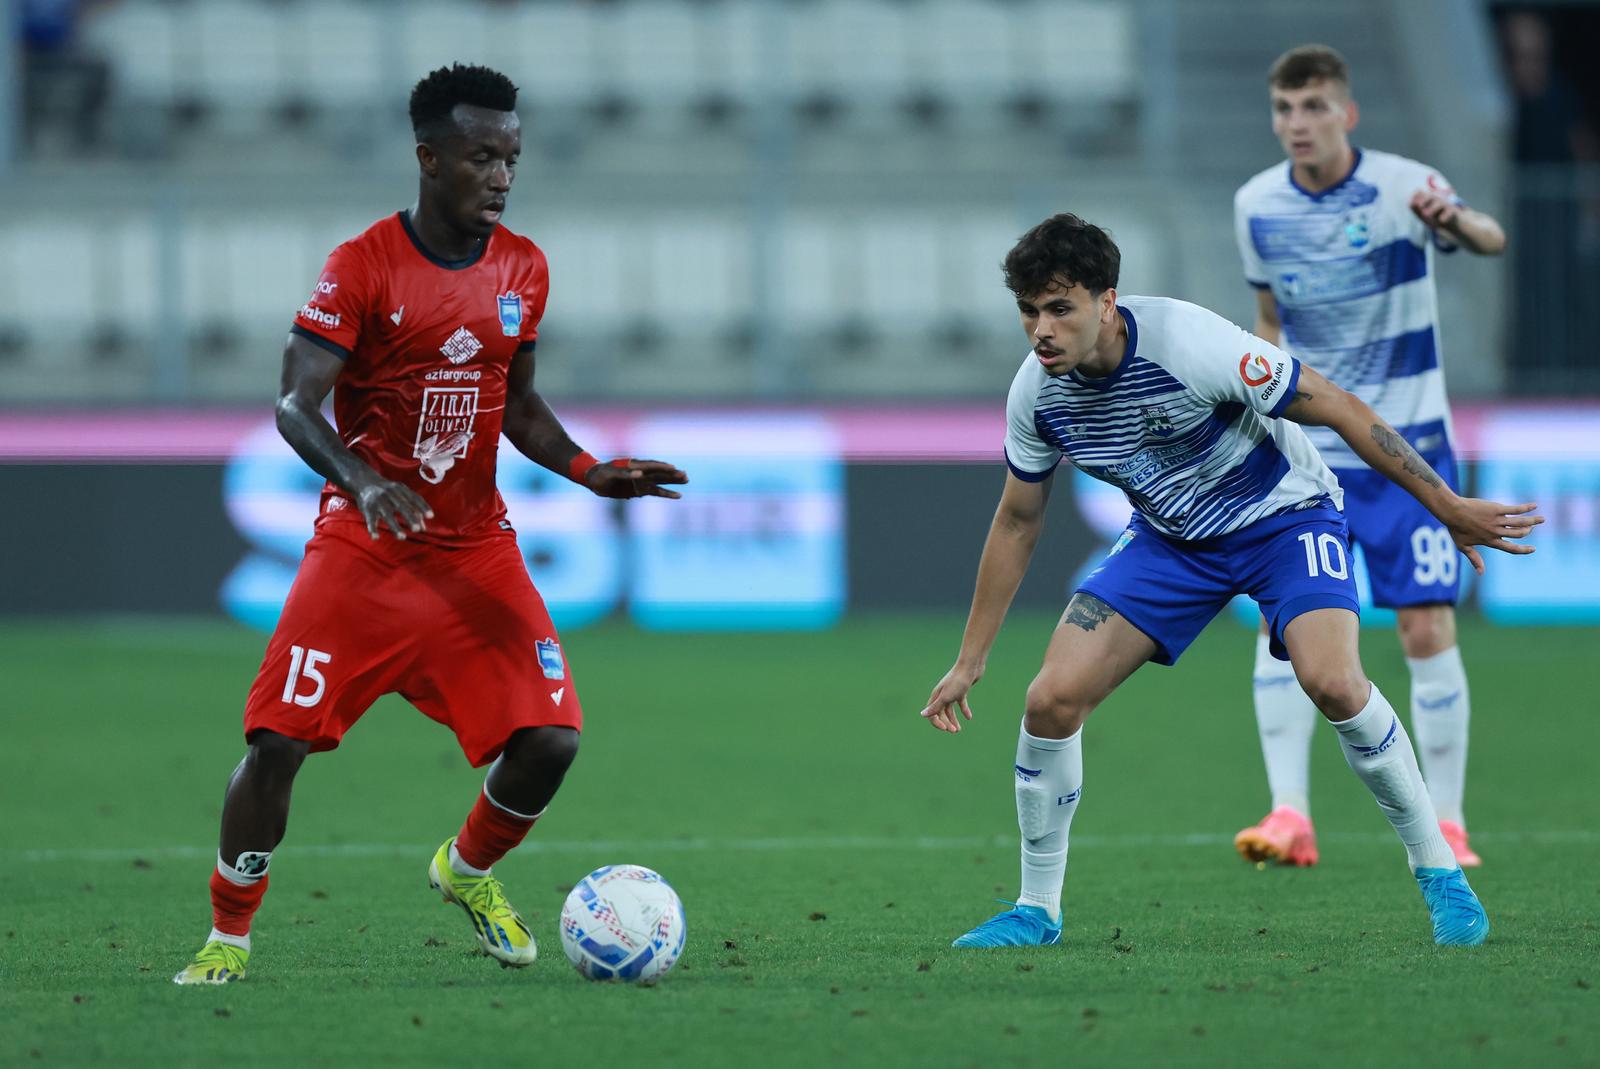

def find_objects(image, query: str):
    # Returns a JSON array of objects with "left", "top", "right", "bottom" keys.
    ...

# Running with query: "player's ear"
[
  {"left": 416, "top": 142, "right": 438, "bottom": 178},
  {"left": 1342, "top": 96, "right": 1359, "bottom": 134},
  {"left": 1100, "top": 287, "right": 1118, "bottom": 322}
]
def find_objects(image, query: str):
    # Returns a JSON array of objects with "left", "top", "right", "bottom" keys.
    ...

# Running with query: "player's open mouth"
[
  {"left": 481, "top": 203, "right": 505, "bottom": 221},
  {"left": 1035, "top": 346, "right": 1062, "bottom": 363}
]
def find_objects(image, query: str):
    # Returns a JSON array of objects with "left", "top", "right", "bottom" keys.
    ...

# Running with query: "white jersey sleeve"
[
  {"left": 1002, "top": 356, "right": 1060, "bottom": 481},
  {"left": 1234, "top": 184, "right": 1271, "bottom": 289},
  {"left": 1401, "top": 160, "right": 1466, "bottom": 253},
  {"left": 1154, "top": 304, "right": 1304, "bottom": 421}
]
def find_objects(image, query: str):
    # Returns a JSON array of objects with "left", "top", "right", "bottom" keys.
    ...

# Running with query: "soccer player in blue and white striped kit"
[
  {"left": 1232, "top": 46, "right": 1507, "bottom": 871},
  {"left": 921, "top": 213, "right": 1539, "bottom": 949}
]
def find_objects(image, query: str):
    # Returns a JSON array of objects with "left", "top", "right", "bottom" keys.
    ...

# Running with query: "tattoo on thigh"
[{"left": 1064, "top": 593, "right": 1118, "bottom": 632}]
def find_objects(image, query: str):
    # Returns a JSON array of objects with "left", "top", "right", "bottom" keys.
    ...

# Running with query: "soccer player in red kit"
[{"left": 174, "top": 64, "right": 687, "bottom": 984}]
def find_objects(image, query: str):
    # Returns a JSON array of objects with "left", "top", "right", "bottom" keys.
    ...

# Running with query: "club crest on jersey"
[
  {"left": 535, "top": 638, "right": 565, "bottom": 680},
  {"left": 497, "top": 292, "right": 523, "bottom": 337},
  {"left": 1239, "top": 352, "right": 1274, "bottom": 387},
  {"left": 1344, "top": 209, "right": 1371, "bottom": 248},
  {"left": 1142, "top": 406, "right": 1175, "bottom": 437}
]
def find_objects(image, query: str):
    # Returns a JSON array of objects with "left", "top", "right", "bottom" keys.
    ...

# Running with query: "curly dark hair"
[
  {"left": 1002, "top": 214, "right": 1120, "bottom": 298},
  {"left": 409, "top": 63, "right": 519, "bottom": 141}
]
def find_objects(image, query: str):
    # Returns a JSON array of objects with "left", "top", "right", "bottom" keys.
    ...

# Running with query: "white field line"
[{"left": 9, "top": 828, "right": 1597, "bottom": 864}]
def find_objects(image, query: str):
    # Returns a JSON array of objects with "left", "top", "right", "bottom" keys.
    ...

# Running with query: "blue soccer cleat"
[
  {"left": 951, "top": 902, "right": 1062, "bottom": 948},
  {"left": 1415, "top": 866, "right": 1489, "bottom": 946}
]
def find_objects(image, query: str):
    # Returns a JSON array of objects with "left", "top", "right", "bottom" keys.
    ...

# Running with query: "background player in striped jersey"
[
  {"left": 173, "top": 64, "right": 687, "bottom": 984},
  {"left": 1233, "top": 46, "right": 1507, "bottom": 870},
  {"left": 919, "top": 214, "right": 1537, "bottom": 950}
]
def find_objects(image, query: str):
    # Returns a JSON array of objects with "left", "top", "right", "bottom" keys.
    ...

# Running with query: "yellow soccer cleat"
[
  {"left": 172, "top": 940, "right": 249, "bottom": 985},
  {"left": 428, "top": 838, "right": 537, "bottom": 968}
]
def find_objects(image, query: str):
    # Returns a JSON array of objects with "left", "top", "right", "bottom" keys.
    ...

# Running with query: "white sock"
[
  {"left": 1408, "top": 646, "right": 1470, "bottom": 826},
  {"left": 1331, "top": 684, "right": 1457, "bottom": 871},
  {"left": 1014, "top": 723, "right": 1083, "bottom": 923},
  {"left": 1251, "top": 633, "right": 1317, "bottom": 817},
  {"left": 216, "top": 850, "right": 270, "bottom": 886},
  {"left": 208, "top": 927, "right": 251, "bottom": 951},
  {"left": 448, "top": 841, "right": 490, "bottom": 878}
]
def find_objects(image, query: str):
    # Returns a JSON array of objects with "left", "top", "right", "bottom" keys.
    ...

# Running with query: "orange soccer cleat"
[
  {"left": 1438, "top": 820, "right": 1482, "bottom": 867},
  {"left": 1234, "top": 805, "right": 1319, "bottom": 867}
]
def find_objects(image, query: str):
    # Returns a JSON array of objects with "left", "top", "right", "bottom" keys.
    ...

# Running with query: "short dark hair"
[
  {"left": 1002, "top": 214, "right": 1120, "bottom": 298},
  {"left": 1268, "top": 45, "right": 1350, "bottom": 92},
  {"left": 409, "top": 63, "right": 519, "bottom": 141}
]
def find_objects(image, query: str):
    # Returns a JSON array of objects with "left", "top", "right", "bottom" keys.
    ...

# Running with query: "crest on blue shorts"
[
  {"left": 497, "top": 292, "right": 523, "bottom": 337},
  {"left": 535, "top": 638, "right": 565, "bottom": 680}
]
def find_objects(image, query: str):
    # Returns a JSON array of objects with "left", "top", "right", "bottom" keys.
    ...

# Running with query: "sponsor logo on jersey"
[
  {"left": 313, "top": 275, "right": 338, "bottom": 296},
  {"left": 1257, "top": 360, "right": 1288, "bottom": 404},
  {"left": 324, "top": 496, "right": 348, "bottom": 513},
  {"left": 424, "top": 367, "right": 482, "bottom": 382},
  {"left": 440, "top": 325, "right": 483, "bottom": 365},
  {"left": 298, "top": 303, "right": 341, "bottom": 330},
  {"left": 412, "top": 386, "right": 479, "bottom": 483},
  {"left": 535, "top": 638, "right": 566, "bottom": 680},
  {"left": 1142, "top": 406, "right": 1175, "bottom": 437},
  {"left": 497, "top": 292, "right": 523, "bottom": 337},
  {"left": 390, "top": 305, "right": 405, "bottom": 326},
  {"left": 1239, "top": 353, "right": 1273, "bottom": 387}
]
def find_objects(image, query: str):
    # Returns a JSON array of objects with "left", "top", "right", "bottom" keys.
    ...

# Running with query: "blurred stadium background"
[
  {"left": 5, "top": 4, "right": 1600, "bottom": 1065},
  {"left": 2, "top": 0, "right": 1596, "bottom": 627}
]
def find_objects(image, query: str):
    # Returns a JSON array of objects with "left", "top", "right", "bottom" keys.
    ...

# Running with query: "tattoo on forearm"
[
  {"left": 1292, "top": 389, "right": 1313, "bottom": 402},
  {"left": 1369, "top": 424, "right": 1443, "bottom": 489},
  {"left": 1064, "top": 593, "right": 1118, "bottom": 632}
]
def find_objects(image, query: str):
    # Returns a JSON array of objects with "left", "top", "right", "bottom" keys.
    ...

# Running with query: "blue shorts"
[
  {"left": 1334, "top": 443, "right": 1462, "bottom": 608},
  {"left": 1078, "top": 500, "right": 1360, "bottom": 665}
]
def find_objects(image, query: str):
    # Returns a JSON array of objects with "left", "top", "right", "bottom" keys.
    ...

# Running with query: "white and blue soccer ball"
[{"left": 559, "top": 865, "right": 686, "bottom": 984}]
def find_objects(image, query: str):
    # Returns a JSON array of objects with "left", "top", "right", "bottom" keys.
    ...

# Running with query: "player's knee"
[
  {"left": 1397, "top": 606, "right": 1454, "bottom": 658},
  {"left": 1022, "top": 680, "right": 1094, "bottom": 738},
  {"left": 1296, "top": 668, "right": 1369, "bottom": 720},
  {"left": 504, "top": 725, "right": 580, "bottom": 775},
  {"left": 244, "top": 730, "right": 309, "bottom": 783}
]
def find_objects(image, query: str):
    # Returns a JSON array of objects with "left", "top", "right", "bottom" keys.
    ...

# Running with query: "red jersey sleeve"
[
  {"left": 514, "top": 242, "right": 550, "bottom": 350},
  {"left": 291, "top": 241, "right": 375, "bottom": 358}
]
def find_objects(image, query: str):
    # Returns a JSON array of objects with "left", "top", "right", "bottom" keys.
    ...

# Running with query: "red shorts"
[{"left": 242, "top": 520, "right": 582, "bottom": 767}]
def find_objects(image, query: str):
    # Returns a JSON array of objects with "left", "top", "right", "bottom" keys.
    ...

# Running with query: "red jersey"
[{"left": 291, "top": 211, "right": 550, "bottom": 545}]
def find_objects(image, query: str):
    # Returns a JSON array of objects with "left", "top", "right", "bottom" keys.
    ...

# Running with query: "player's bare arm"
[
  {"left": 1252, "top": 288, "right": 1283, "bottom": 348},
  {"left": 921, "top": 472, "right": 1053, "bottom": 734},
  {"left": 276, "top": 333, "right": 433, "bottom": 541},
  {"left": 1408, "top": 191, "right": 1507, "bottom": 256},
  {"left": 1280, "top": 366, "right": 1541, "bottom": 572},
  {"left": 500, "top": 348, "right": 688, "bottom": 499}
]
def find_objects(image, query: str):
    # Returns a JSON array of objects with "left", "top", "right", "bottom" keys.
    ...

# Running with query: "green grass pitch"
[{"left": 2, "top": 614, "right": 1595, "bottom": 1067}]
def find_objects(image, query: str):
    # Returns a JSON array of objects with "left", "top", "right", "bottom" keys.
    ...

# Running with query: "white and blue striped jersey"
[
  {"left": 1003, "top": 296, "right": 1342, "bottom": 542},
  {"left": 1234, "top": 148, "right": 1461, "bottom": 468}
]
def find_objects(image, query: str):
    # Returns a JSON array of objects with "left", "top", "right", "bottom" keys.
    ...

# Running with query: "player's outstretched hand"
[
  {"left": 920, "top": 663, "right": 981, "bottom": 735},
  {"left": 584, "top": 457, "right": 689, "bottom": 500},
  {"left": 355, "top": 478, "right": 433, "bottom": 540},
  {"left": 1443, "top": 498, "right": 1542, "bottom": 575},
  {"left": 1409, "top": 190, "right": 1460, "bottom": 235}
]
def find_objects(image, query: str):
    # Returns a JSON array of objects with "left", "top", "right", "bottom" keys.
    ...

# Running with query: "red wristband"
[{"left": 568, "top": 451, "right": 599, "bottom": 484}]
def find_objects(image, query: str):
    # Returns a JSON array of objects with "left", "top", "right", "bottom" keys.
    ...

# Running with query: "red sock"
[
  {"left": 210, "top": 868, "right": 269, "bottom": 937},
  {"left": 455, "top": 790, "right": 539, "bottom": 871}
]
